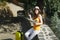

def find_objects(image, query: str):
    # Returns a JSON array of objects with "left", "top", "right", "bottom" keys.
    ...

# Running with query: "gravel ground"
[{"left": 0, "top": 33, "right": 15, "bottom": 40}]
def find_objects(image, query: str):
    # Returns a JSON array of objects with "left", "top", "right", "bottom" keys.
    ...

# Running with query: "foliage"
[
  {"left": 51, "top": 12, "right": 60, "bottom": 39},
  {"left": 44, "top": 0, "right": 60, "bottom": 39},
  {"left": 24, "top": 0, "right": 37, "bottom": 11},
  {"left": 0, "top": 1, "right": 7, "bottom": 6},
  {"left": 18, "top": 0, "right": 37, "bottom": 17},
  {"left": 0, "top": 0, "right": 7, "bottom": 2},
  {"left": 44, "top": 0, "right": 59, "bottom": 18}
]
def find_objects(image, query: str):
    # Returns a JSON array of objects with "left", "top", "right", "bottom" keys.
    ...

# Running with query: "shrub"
[{"left": 51, "top": 12, "right": 60, "bottom": 39}]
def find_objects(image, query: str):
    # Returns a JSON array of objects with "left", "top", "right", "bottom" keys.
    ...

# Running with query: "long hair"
[{"left": 33, "top": 8, "right": 41, "bottom": 19}]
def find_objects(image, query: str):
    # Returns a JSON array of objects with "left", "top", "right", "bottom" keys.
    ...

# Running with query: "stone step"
[{"left": 38, "top": 24, "right": 59, "bottom": 40}]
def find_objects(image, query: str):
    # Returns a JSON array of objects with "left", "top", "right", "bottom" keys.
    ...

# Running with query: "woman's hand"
[
  {"left": 34, "top": 23, "right": 39, "bottom": 25},
  {"left": 35, "top": 23, "right": 39, "bottom": 25},
  {"left": 34, "top": 23, "right": 42, "bottom": 25}
]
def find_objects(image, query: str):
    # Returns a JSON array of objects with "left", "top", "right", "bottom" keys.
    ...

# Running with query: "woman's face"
[{"left": 35, "top": 9, "right": 39, "bottom": 14}]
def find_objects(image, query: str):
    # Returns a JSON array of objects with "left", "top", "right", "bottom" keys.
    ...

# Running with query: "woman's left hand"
[{"left": 35, "top": 23, "right": 39, "bottom": 25}]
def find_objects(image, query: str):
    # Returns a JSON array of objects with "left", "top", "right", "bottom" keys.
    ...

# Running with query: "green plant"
[
  {"left": 0, "top": 1, "right": 7, "bottom": 6},
  {"left": 51, "top": 12, "right": 60, "bottom": 39},
  {"left": 44, "top": 0, "right": 59, "bottom": 18}
]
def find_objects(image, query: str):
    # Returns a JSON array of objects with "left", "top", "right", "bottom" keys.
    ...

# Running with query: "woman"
[{"left": 25, "top": 6, "right": 43, "bottom": 40}]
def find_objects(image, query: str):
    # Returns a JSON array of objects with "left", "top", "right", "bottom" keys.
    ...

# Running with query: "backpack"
[{"left": 15, "top": 31, "right": 24, "bottom": 40}]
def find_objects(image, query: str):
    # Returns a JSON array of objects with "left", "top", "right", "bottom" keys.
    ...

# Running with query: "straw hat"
[{"left": 35, "top": 6, "right": 40, "bottom": 9}]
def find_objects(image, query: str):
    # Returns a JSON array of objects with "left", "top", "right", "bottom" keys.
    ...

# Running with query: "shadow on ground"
[
  {"left": 0, "top": 17, "right": 39, "bottom": 40},
  {"left": 19, "top": 17, "right": 39, "bottom": 40}
]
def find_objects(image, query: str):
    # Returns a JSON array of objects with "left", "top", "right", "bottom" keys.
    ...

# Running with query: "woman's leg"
[
  {"left": 29, "top": 30, "right": 40, "bottom": 40},
  {"left": 25, "top": 28, "right": 34, "bottom": 40}
]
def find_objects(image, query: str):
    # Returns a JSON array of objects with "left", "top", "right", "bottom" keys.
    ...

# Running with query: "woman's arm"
[
  {"left": 28, "top": 14, "right": 33, "bottom": 20},
  {"left": 39, "top": 15, "right": 43, "bottom": 24}
]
